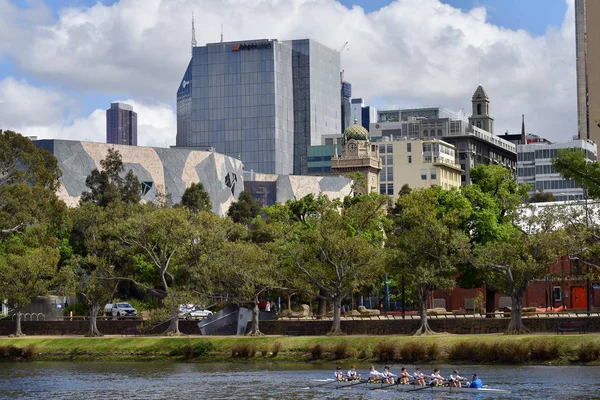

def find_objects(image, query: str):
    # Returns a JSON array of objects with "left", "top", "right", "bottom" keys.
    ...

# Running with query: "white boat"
[{"left": 307, "top": 379, "right": 511, "bottom": 394}]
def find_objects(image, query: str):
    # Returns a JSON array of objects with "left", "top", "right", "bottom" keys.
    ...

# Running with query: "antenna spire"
[
  {"left": 191, "top": 12, "right": 197, "bottom": 55},
  {"left": 220, "top": 24, "right": 223, "bottom": 43}
]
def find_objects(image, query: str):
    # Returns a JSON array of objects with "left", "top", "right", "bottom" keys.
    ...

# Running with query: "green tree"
[
  {"left": 227, "top": 190, "right": 261, "bottom": 225},
  {"left": 388, "top": 188, "right": 471, "bottom": 335},
  {"left": 475, "top": 206, "right": 563, "bottom": 333},
  {"left": 552, "top": 148, "right": 597, "bottom": 197},
  {"left": 529, "top": 190, "right": 555, "bottom": 203},
  {"left": 180, "top": 182, "right": 212, "bottom": 213},
  {"left": 80, "top": 148, "right": 141, "bottom": 207}
]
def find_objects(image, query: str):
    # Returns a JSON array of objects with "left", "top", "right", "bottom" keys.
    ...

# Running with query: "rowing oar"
[
  {"left": 405, "top": 378, "right": 451, "bottom": 393},
  {"left": 311, "top": 379, "right": 338, "bottom": 388},
  {"left": 368, "top": 377, "right": 416, "bottom": 391},
  {"left": 333, "top": 379, "right": 370, "bottom": 389}
]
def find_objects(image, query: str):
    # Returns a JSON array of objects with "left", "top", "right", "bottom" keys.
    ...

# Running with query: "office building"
[
  {"left": 576, "top": 0, "right": 600, "bottom": 142},
  {"left": 341, "top": 81, "right": 352, "bottom": 133},
  {"left": 370, "top": 86, "right": 516, "bottom": 184},
  {"left": 350, "top": 98, "right": 377, "bottom": 132},
  {"left": 378, "top": 138, "right": 462, "bottom": 201},
  {"left": 176, "top": 38, "right": 340, "bottom": 176},
  {"left": 106, "top": 103, "right": 137, "bottom": 146},
  {"left": 517, "top": 138, "right": 597, "bottom": 202}
]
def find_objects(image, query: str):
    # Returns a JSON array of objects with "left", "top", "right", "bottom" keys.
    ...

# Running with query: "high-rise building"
[
  {"left": 106, "top": 103, "right": 137, "bottom": 146},
  {"left": 517, "top": 138, "right": 597, "bottom": 202},
  {"left": 176, "top": 38, "right": 340, "bottom": 176},
  {"left": 350, "top": 98, "right": 377, "bottom": 132},
  {"left": 341, "top": 81, "right": 352, "bottom": 133},
  {"left": 576, "top": 0, "right": 600, "bottom": 142}
]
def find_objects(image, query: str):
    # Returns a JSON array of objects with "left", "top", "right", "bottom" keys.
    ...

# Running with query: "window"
[
  {"left": 476, "top": 121, "right": 481, "bottom": 128},
  {"left": 325, "top": 138, "right": 333, "bottom": 145},
  {"left": 387, "top": 144, "right": 393, "bottom": 154},
  {"left": 381, "top": 167, "right": 387, "bottom": 181},
  {"left": 477, "top": 103, "right": 482, "bottom": 115},
  {"left": 380, "top": 144, "right": 386, "bottom": 154},
  {"left": 407, "top": 143, "right": 412, "bottom": 152},
  {"left": 430, "top": 168, "right": 437, "bottom": 180},
  {"left": 386, "top": 155, "right": 393, "bottom": 165},
  {"left": 408, "top": 155, "right": 412, "bottom": 164},
  {"left": 430, "top": 130, "right": 436, "bottom": 136},
  {"left": 421, "top": 169, "right": 427, "bottom": 180},
  {"left": 387, "top": 167, "right": 393, "bottom": 181},
  {"left": 380, "top": 183, "right": 386, "bottom": 194},
  {"left": 387, "top": 183, "right": 394, "bottom": 196},
  {"left": 437, "top": 129, "right": 443, "bottom": 136},
  {"left": 553, "top": 286, "right": 562, "bottom": 302}
]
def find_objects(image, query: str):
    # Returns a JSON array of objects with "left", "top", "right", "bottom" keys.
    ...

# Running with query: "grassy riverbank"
[{"left": 1, "top": 334, "right": 600, "bottom": 364}]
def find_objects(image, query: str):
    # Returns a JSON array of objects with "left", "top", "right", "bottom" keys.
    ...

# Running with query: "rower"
[
  {"left": 412, "top": 367, "right": 426, "bottom": 386},
  {"left": 346, "top": 365, "right": 359, "bottom": 381},
  {"left": 469, "top": 374, "right": 483, "bottom": 389},
  {"left": 334, "top": 366, "right": 345, "bottom": 381},
  {"left": 429, "top": 369, "right": 444, "bottom": 387},
  {"left": 368, "top": 365, "right": 381, "bottom": 382},
  {"left": 380, "top": 366, "right": 396, "bottom": 384},
  {"left": 399, "top": 367, "right": 411, "bottom": 385},
  {"left": 448, "top": 370, "right": 466, "bottom": 388}
]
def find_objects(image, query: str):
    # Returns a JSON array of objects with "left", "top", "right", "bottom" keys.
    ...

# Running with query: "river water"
[{"left": 0, "top": 362, "right": 599, "bottom": 399}]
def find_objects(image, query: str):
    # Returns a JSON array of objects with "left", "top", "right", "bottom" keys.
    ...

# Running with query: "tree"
[
  {"left": 116, "top": 206, "right": 190, "bottom": 334},
  {"left": 0, "top": 228, "right": 60, "bottom": 336},
  {"left": 398, "top": 183, "right": 412, "bottom": 197},
  {"left": 552, "top": 148, "right": 597, "bottom": 197},
  {"left": 475, "top": 206, "right": 563, "bottom": 333},
  {"left": 80, "top": 148, "right": 141, "bottom": 207},
  {"left": 180, "top": 182, "right": 212, "bottom": 213},
  {"left": 268, "top": 194, "right": 387, "bottom": 334},
  {"left": 529, "top": 190, "right": 555, "bottom": 203},
  {"left": 388, "top": 188, "right": 471, "bottom": 335},
  {"left": 227, "top": 190, "right": 261, "bottom": 225}
]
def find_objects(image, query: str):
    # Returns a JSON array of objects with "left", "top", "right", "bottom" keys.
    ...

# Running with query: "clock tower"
[
  {"left": 468, "top": 85, "right": 494, "bottom": 134},
  {"left": 331, "top": 120, "right": 381, "bottom": 195}
]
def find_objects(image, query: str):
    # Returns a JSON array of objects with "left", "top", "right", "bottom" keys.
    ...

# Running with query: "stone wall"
[
  {"left": 0, "top": 320, "right": 201, "bottom": 336},
  {"left": 256, "top": 317, "right": 600, "bottom": 336}
]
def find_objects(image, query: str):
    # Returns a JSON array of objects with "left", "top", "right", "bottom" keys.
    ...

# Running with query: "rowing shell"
[{"left": 307, "top": 380, "right": 511, "bottom": 394}]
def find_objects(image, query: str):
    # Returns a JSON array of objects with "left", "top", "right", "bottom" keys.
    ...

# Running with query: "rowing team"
[{"left": 334, "top": 365, "right": 484, "bottom": 388}]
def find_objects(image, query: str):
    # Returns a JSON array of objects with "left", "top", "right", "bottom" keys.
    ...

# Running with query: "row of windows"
[
  {"left": 307, "top": 155, "right": 333, "bottom": 162},
  {"left": 517, "top": 166, "right": 535, "bottom": 177},
  {"left": 534, "top": 179, "right": 579, "bottom": 191},
  {"left": 518, "top": 148, "right": 597, "bottom": 162},
  {"left": 379, "top": 144, "right": 394, "bottom": 154},
  {"left": 379, "top": 155, "right": 394, "bottom": 166},
  {"left": 379, "top": 183, "right": 395, "bottom": 196},
  {"left": 380, "top": 167, "right": 394, "bottom": 182},
  {"left": 421, "top": 168, "right": 437, "bottom": 180}
]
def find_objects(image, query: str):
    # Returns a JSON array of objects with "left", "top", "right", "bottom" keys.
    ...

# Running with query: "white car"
[{"left": 179, "top": 305, "right": 213, "bottom": 320}]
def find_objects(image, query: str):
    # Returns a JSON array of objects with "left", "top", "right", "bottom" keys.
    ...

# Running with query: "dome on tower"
[
  {"left": 472, "top": 85, "right": 489, "bottom": 100},
  {"left": 344, "top": 120, "right": 369, "bottom": 141}
]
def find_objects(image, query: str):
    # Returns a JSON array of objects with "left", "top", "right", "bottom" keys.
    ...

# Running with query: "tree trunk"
[
  {"left": 247, "top": 295, "right": 262, "bottom": 336},
  {"left": 317, "top": 289, "right": 326, "bottom": 318},
  {"left": 287, "top": 294, "right": 292, "bottom": 311},
  {"left": 485, "top": 286, "right": 496, "bottom": 319},
  {"left": 328, "top": 295, "right": 344, "bottom": 335},
  {"left": 506, "top": 293, "right": 529, "bottom": 333},
  {"left": 86, "top": 302, "right": 103, "bottom": 337},
  {"left": 164, "top": 308, "right": 181, "bottom": 335},
  {"left": 15, "top": 310, "right": 23, "bottom": 336},
  {"left": 414, "top": 286, "right": 434, "bottom": 335}
]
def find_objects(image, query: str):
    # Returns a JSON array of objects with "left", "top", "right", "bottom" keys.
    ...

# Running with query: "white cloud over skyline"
[{"left": 0, "top": 0, "right": 577, "bottom": 146}]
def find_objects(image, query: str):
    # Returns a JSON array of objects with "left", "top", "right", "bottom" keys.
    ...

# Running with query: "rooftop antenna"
[
  {"left": 191, "top": 12, "right": 197, "bottom": 56},
  {"left": 220, "top": 24, "right": 223, "bottom": 43}
]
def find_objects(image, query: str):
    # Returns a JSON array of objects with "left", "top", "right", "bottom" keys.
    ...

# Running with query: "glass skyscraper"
[
  {"left": 106, "top": 103, "right": 137, "bottom": 146},
  {"left": 176, "top": 38, "right": 340, "bottom": 175}
]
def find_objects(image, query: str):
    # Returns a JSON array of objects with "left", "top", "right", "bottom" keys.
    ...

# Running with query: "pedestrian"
[{"left": 265, "top": 301, "right": 271, "bottom": 313}]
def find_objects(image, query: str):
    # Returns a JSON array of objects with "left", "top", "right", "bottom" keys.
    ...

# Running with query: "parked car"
[
  {"left": 104, "top": 303, "right": 137, "bottom": 319},
  {"left": 178, "top": 304, "right": 212, "bottom": 320}
]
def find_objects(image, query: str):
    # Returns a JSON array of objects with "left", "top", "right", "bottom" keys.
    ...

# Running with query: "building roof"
[
  {"left": 344, "top": 121, "right": 369, "bottom": 141},
  {"left": 472, "top": 85, "right": 489, "bottom": 100}
]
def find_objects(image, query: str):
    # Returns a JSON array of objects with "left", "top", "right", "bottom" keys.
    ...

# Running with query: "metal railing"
[{"left": 277, "top": 311, "right": 600, "bottom": 321}]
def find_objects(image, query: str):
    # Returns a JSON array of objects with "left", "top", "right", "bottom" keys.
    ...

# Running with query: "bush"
[
  {"left": 358, "top": 349, "right": 370, "bottom": 359},
  {"left": 260, "top": 343, "right": 270, "bottom": 357},
  {"left": 427, "top": 343, "right": 440, "bottom": 361},
  {"left": 529, "top": 341, "right": 560, "bottom": 361},
  {"left": 271, "top": 341, "right": 281, "bottom": 357},
  {"left": 332, "top": 341, "right": 348, "bottom": 360},
  {"left": 576, "top": 342, "right": 600, "bottom": 362},
  {"left": 21, "top": 345, "right": 36, "bottom": 360},
  {"left": 231, "top": 343, "right": 256, "bottom": 358},
  {"left": 64, "top": 302, "right": 89, "bottom": 316},
  {"left": 181, "top": 344, "right": 194, "bottom": 360},
  {"left": 448, "top": 341, "right": 479, "bottom": 362},
  {"left": 372, "top": 341, "right": 397, "bottom": 362},
  {"left": 310, "top": 344, "right": 324, "bottom": 360},
  {"left": 193, "top": 341, "right": 213, "bottom": 357},
  {"left": 491, "top": 342, "right": 529, "bottom": 364},
  {"left": 399, "top": 342, "right": 427, "bottom": 362}
]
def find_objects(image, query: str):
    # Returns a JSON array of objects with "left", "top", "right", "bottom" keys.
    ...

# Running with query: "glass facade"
[
  {"left": 176, "top": 38, "right": 340, "bottom": 176},
  {"left": 106, "top": 103, "right": 137, "bottom": 146}
]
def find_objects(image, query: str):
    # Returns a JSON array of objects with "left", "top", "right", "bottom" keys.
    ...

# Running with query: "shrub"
[
  {"left": 310, "top": 344, "right": 324, "bottom": 360},
  {"left": 399, "top": 342, "right": 427, "bottom": 362},
  {"left": 260, "top": 343, "right": 270, "bottom": 357},
  {"left": 232, "top": 343, "right": 256, "bottom": 358},
  {"left": 373, "top": 341, "right": 396, "bottom": 362},
  {"left": 358, "top": 349, "right": 369, "bottom": 359},
  {"left": 193, "top": 341, "right": 213, "bottom": 357},
  {"left": 21, "top": 345, "right": 36, "bottom": 360},
  {"left": 576, "top": 342, "right": 600, "bottom": 362},
  {"left": 8, "top": 345, "right": 22, "bottom": 359},
  {"left": 448, "top": 341, "right": 479, "bottom": 362},
  {"left": 271, "top": 341, "right": 281, "bottom": 357},
  {"left": 332, "top": 341, "right": 348, "bottom": 360},
  {"left": 491, "top": 342, "right": 529, "bottom": 364},
  {"left": 529, "top": 341, "right": 560, "bottom": 361},
  {"left": 64, "top": 302, "right": 88, "bottom": 316},
  {"left": 426, "top": 343, "right": 440, "bottom": 361},
  {"left": 181, "top": 344, "right": 194, "bottom": 360}
]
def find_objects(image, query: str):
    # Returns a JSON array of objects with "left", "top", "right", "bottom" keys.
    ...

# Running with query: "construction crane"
[{"left": 339, "top": 41, "right": 349, "bottom": 53}]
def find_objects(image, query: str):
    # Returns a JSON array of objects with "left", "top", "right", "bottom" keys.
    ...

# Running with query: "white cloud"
[{"left": 0, "top": 0, "right": 578, "bottom": 142}]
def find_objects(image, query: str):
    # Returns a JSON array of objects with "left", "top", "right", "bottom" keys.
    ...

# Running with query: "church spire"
[
  {"left": 521, "top": 114, "right": 526, "bottom": 144},
  {"left": 191, "top": 13, "right": 197, "bottom": 56}
]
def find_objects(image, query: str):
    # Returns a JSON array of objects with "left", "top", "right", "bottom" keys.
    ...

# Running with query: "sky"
[{"left": 0, "top": 0, "right": 574, "bottom": 148}]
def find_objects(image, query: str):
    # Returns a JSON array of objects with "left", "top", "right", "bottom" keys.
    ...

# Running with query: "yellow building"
[{"left": 379, "top": 139, "right": 462, "bottom": 202}]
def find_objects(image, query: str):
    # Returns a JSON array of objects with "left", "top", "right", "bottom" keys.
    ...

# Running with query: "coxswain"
[
  {"left": 429, "top": 369, "right": 444, "bottom": 387},
  {"left": 448, "top": 370, "right": 466, "bottom": 388},
  {"left": 412, "top": 367, "right": 426, "bottom": 386},
  {"left": 368, "top": 365, "right": 381, "bottom": 382},
  {"left": 334, "top": 366, "right": 345, "bottom": 381},
  {"left": 380, "top": 366, "right": 396, "bottom": 384},
  {"left": 399, "top": 367, "right": 411, "bottom": 385},
  {"left": 469, "top": 374, "right": 483, "bottom": 389},
  {"left": 346, "top": 365, "right": 359, "bottom": 381}
]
